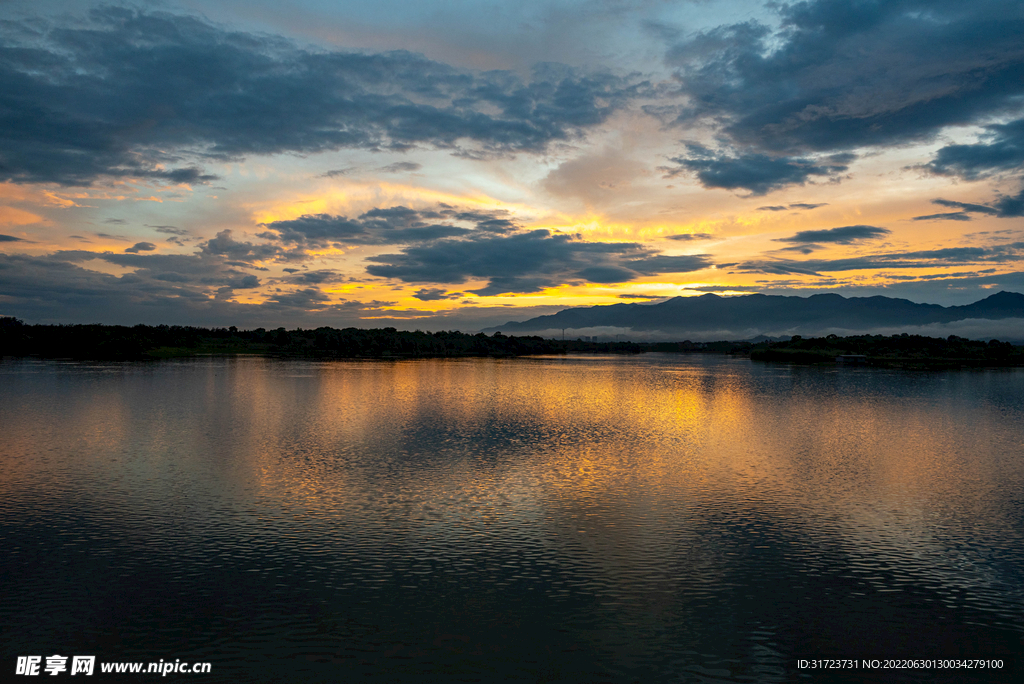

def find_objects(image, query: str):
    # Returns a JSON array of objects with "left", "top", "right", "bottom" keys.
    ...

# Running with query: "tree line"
[
  {"left": 750, "top": 333, "right": 1024, "bottom": 367},
  {"left": 2, "top": 318, "right": 1020, "bottom": 366},
  {"left": 0, "top": 318, "right": 644, "bottom": 360}
]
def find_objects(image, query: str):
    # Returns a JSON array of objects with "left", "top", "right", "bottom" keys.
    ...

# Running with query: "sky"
[{"left": 2, "top": 0, "right": 1024, "bottom": 330}]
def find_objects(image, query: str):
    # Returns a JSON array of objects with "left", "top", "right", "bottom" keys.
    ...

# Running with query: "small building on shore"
[{"left": 835, "top": 354, "right": 867, "bottom": 365}]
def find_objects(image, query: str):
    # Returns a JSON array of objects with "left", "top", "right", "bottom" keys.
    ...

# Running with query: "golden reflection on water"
[
  {"left": 155, "top": 356, "right": 1023, "bottom": 591},
  {"left": 0, "top": 360, "right": 1018, "bottom": 540},
  {"left": 2, "top": 355, "right": 1023, "bottom": 679},
  {"left": 4, "top": 357, "right": 1022, "bottom": 538}
]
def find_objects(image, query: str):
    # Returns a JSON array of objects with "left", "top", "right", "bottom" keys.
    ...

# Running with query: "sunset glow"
[{"left": 2, "top": 0, "right": 1023, "bottom": 329}]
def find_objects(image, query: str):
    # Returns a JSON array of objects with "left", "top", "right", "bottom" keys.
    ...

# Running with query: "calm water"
[{"left": 2, "top": 354, "right": 1022, "bottom": 683}]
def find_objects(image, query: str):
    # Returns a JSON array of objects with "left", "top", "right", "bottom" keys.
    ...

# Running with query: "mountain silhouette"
[{"left": 481, "top": 291, "right": 1024, "bottom": 338}]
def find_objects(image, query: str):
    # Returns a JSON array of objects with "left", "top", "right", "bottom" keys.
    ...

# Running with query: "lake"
[{"left": 2, "top": 354, "right": 1022, "bottom": 682}]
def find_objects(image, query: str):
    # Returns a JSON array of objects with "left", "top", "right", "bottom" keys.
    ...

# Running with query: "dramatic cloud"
[
  {"left": 0, "top": 250, "right": 408, "bottom": 326},
  {"left": 661, "top": 1, "right": 1024, "bottom": 187},
  {"left": 932, "top": 199, "right": 1000, "bottom": 215},
  {"left": 929, "top": 190, "right": 1024, "bottom": 219},
  {"left": 661, "top": 147, "right": 852, "bottom": 195},
  {"left": 992, "top": 189, "right": 1024, "bottom": 217},
  {"left": 201, "top": 230, "right": 286, "bottom": 263},
  {"left": 4, "top": 1, "right": 1024, "bottom": 327},
  {"left": 258, "top": 206, "right": 520, "bottom": 248},
  {"left": 365, "top": 228, "right": 712, "bottom": 295},
  {"left": 926, "top": 118, "right": 1024, "bottom": 180},
  {"left": 0, "top": 238, "right": 406, "bottom": 325},
  {"left": 0, "top": 7, "right": 643, "bottom": 186},
  {"left": 776, "top": 225, "right": 891, "bottom": 244}
]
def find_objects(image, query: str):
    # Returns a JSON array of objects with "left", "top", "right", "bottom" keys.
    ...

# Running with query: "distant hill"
[{"left": 480, "top": 291, "right": 1024, "bottom": 340}]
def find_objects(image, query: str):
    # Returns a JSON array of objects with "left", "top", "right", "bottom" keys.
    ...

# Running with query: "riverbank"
[
  {"left": 0, "top": 318, "right": 645, "bottom": 360},
  {"left": 4, "top": 318, "right": 1022, "bottom": 367},
  {"left": 749, "top": 333, "right": 1024, "bottom": 368}
]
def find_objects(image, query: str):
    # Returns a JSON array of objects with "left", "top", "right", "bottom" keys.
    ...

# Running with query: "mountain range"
[{"left": 481, "top": 292, "right": 1024, "bottom": 341}]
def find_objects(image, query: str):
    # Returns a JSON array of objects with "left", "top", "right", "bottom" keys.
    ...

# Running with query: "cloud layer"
[
  {"left": 0, "top": 7, "right": 643, "bottom": 186},
  {"left": 659, "top": 0, "right": 1024, "bottom": 194}
]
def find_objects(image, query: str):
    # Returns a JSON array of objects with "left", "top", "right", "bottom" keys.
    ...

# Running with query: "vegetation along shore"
[{"left": 2, "top": 318, "right": 1022, "bottom": 368}]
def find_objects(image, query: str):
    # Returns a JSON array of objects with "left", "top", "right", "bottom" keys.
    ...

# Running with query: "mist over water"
[{"left": 2, "top": 355, "right": 1022, "bottom": 682}]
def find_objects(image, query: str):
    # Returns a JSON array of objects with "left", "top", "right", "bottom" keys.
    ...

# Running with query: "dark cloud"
[
  {"left": 0, "top": 251, "right": 237, "bottom": 318},
  {"left": 0, "top": 251, "right": 405, "bottom": 326},
  {"left": 930, "top": 190, "right": 1024, "bottom": 219},
  {"left": 0, "top": 221, "right": 391, "bottom": 325},
  {"left": 776, "top": 225, "right": 891, "bottom": 244},
  {"left": 264, "top": 288, "right": 332, "bottom": 310},
  {"left": 412, "top": 288, "right": 461, "bottom": 301},
  {"left": 665, "top": 233, "right": 714, "bottom": 241},
  {"left": 912, "top": 212, "right": 973, "bottom": 222},
  {"left": 1, "top": 234, "right": 27, "bottom": 242},
  {"left": 321, "top": 167, "right": 356, "bottom": 178},
  {"left": 200, "top": 230, "right": 286, "bottom": 263},
  {"left": 898, "top": 244, "right": 1024, "bottom": 263},
  {"left": 617, "top": 293, "right": 663, "bottom": 299},
  {"left": 365, "top": 227, "right": 712, "bottom": 295},
  {"left": 365, "top": 229, "right": 611, "bottom": 293},
  {"left": 776, "top": 244, "right": 823, "bottom": 255},
  {"left": 2, "top": 232, "right": 297, "bottom": 314},
  {"left": 378, "top": 162, "right": 422, "bottom": 173},
  {"left": 626, "top": 254, "right": 713, "bottom": 274},
  {"left": 991, "top": 189, "right": 1024, "bottom": 217},
  {"left": 729, "top": 261, "right": 827, "bottom": 277},
  {"left": 284, "top": 269, "right": 346, "bottom": 284},
  {"left": 150, "top": 225, "right": 188, "bottom": 236},
  {"left": 229, "top": 275, "right": 260, "bottom": 289},
  {"left": 258, "top": 206, "right": 520, "bottom": 248},
  {"left": 932, "top": 199, "right": 999, "bottom": 215},
  {"left": 661, "top": 147, "right": 852, "bottom": 195},
  {"left": 661, "top": 1, "right": 1024, "bottom": 178},
  {"left": 758, "top": 202, "right": 829, "bottom": 212},
  {"left": 0, "top": 7, "right": 642, "bottom": 186},
  {"left": 103, "top": 218, "right": 126, "bottom": 225},
  {"left": 926, "top": 118, "right": 1024, "bottom": 180},
  {"left": 258, "top": 215, "right": 374, "bottom": 246}
]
